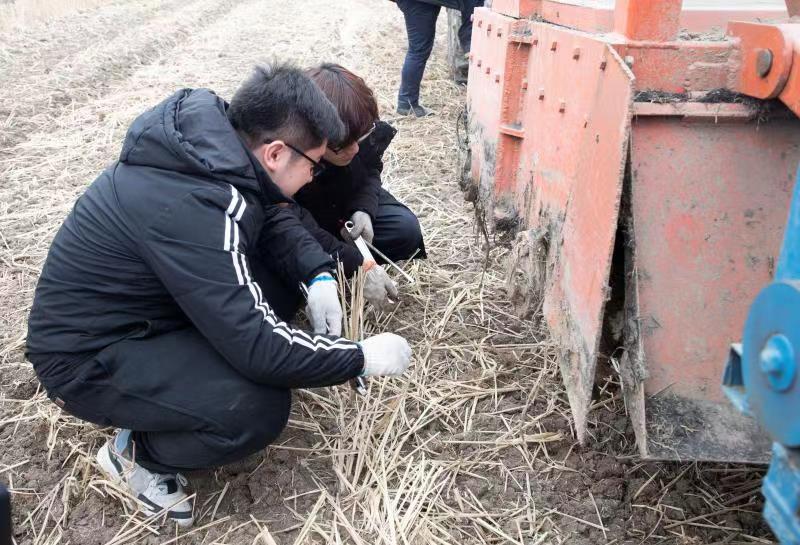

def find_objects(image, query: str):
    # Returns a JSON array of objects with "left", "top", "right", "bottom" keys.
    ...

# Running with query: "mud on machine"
[{"left": 464, "top": 0, "right": 800, "bottom": 539}]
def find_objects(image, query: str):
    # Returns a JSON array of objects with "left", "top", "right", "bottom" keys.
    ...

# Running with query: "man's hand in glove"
[
  {"left": 359, "top": 333, "right": 412, "bottom": 376},
  {"left": 364, "top": 263, "right": 398, "bottom": 309},
  {"left": 347, "top": 211, "right": 374, "bottom": 244},
  {"left": 305, "top": 273, "right": 342, "bottom": 336}
]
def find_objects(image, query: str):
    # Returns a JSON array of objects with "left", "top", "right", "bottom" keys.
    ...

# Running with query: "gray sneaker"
[
  {"left": 96, "top": 430, "right": 194, "bottom": 527},
  {"left": 397, "top": 102, "right": 435, "bottom": 117}
]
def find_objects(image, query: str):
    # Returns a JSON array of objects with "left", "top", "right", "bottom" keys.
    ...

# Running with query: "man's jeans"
[
  {"left": 396, "top": 0, "right": 483, "bottom": 108},
  {"left": 396, "top": 0, "right": 441, "bottom": 109}
]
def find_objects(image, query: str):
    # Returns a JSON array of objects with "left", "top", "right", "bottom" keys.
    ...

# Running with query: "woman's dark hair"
[
  {"left": 306, "top": 63, "right": 379, "bottom": 146},
  {"left": 229, "top": 62, "right": 345, "bottom": 151}
]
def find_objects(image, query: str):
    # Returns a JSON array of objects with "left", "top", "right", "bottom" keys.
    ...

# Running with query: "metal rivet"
[
  {"left": 533, "top": 37, "right": 539, "bottom": 46},
  {"left": 477, "top": 59, "right": 482, "bottom": 67},
  {"left": 538, "top": 88, "right": 545, "bottom": 100},
  {"left": 477, "top": 19, "right": 483, "bottom": 28},
  {"left": 600, "top": 60, "right": 607, "bottom": 71},
  {"left": 573, "top": 47, "right": 581, "bottom": 60},
  {"left": 759, "top": 334, "right": 796, "bottom": 391},
  {"left": 495, "top": 74, "right": 500, "bottom": 83},
  {"left": 757, "top": 48, "right": 774, "bottom": 78},
  {"left": 521, "top": 79, "right": 528, "bottom": 90},
  {"left": 485, "top": 66, "right": 491, "bottom": 75},
  {"left": 497, "top": 29, "right": 503, "bottom": 37},
  {"left": 559, "top": 100, "right": 566, "bottom": 113},
  {"left": 551, "top": 41, "right": 558, "bottom": 51},
  {"left": 487, "top": 23, "right": 492, "bottom": 32},
  {"left": 624, "top": 55, "right": 634, "bottom": 68}
]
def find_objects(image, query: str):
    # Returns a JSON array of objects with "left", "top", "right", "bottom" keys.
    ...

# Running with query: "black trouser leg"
[
  {"left": 458, "top": 0, "right": 483, "bottom": 53},
  {"left": 0, "top": 484, "right": 10, "bottom": 545},
  {"left": 372, "top": 189, "right": 427, "bottom": 262},
  {"left": 396, "top": 0, "right": 441, "bottom": 108},
  {"left": 45, "top": 328, "right": 291, "bottom": 473}
]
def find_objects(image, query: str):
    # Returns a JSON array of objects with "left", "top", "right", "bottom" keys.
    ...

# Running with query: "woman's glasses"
[{"left": 329, "top": 122, "right": 377, "bottom": 154}]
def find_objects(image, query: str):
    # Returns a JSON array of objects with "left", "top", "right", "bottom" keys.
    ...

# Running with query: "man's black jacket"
[
  {"left": 296, "top": 120, "right": 400, "bottom": 236},
  {"left": 26, "top": 89, "right": 364, "bottom": 388}
]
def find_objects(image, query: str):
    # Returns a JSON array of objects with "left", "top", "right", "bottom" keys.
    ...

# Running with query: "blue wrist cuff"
[{"left": 308, "top": 274, "right": 335, "bottom": 287}]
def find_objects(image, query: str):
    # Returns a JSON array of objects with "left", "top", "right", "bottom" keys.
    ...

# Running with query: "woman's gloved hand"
[
  {"left": 348, "top": 211, "right": 374, "bottom": 244},
  {"left": 364, "top": 264, "right": 398, "bottom": 309}
]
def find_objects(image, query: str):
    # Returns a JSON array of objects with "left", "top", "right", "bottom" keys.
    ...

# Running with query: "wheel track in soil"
[
  {"left": 0, "top": 0, "right": 242, "bottom": 155},
  {"left": 0, "top": 0, "right": 185, "bottom": 83}
]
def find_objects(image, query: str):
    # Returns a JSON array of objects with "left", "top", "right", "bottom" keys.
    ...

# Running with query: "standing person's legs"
[
  {"left": 458, "top": 0, "right": 482, "bottom": 53},
  {"left": 396, "top": 0, "right": 440, "bottom": 110},
  {"left": 371, "top": 189, "right": 427, "bottom": 262}
]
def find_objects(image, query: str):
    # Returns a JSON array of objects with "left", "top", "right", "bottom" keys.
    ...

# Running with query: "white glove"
[
  {"left": 359, "top": 333, "right": 412, "bottom": 376},
  {"left": 305, "top": 273, "right": 342, "bottom": 336},
  {"left": 364, "top": 264, "right": 398, "bottom": 309},
  {"left": 349, "top": 211, "right": 374, "bottom": 244}
]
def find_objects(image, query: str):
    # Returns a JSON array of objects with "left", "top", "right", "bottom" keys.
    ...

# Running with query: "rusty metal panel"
[
  {"left": 502, "top": 23, "right": 634, "bottom": 443},
  {"left": 612, "top": 41, "right": 737, "bottom": 94},
  {"left": 468, "top": 4, "right": 800, "bottom": 462},
  {"left": 627, "top": 106, "right": 800, "bottom": 461},
  {"left": 490, "top": 0, "right": 787, "bottom": 35},
  {"left": 614, "top": 0, "right": 682, "bottom": 41},
  {"left": 490, "top": 0, "right": 538, "bottom": 19},
  {"left": 466, "top": 8, "right": 517, "bottom": 204}
]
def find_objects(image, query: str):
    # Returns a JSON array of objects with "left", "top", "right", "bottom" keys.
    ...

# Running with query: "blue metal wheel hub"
[{"left": 743, "top": 280, "right": 800, "bottom": 448}]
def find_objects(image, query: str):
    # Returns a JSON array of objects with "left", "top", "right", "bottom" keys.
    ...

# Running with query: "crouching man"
[{"left": 25, "top": 63, "right": 412, "bottom": 527}]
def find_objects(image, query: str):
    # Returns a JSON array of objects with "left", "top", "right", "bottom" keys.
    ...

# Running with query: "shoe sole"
[
  {"left": 96, "top": 442, "right": 194, "bottom": 528},
  {"left": 396, "top": 111, "right": 433, "bottom": 118}
]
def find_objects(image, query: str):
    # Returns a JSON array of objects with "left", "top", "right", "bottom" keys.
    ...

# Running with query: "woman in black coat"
[{"left": 297, "top": 63, "right": 426, "bottom": 265}]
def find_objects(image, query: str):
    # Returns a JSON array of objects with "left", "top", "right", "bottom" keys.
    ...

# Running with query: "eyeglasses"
[
  {"left": 357, "top": 122, "right": 377, "bottom": 144},
  {"left": 329, "top": 122, "right": 377, "bottom": 154},
  {"left": 284, "top": 142, "right": 327, "bottom": 177}
]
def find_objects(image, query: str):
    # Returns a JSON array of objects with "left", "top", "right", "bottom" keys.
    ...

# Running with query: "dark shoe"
[
  {"left": 454, "top": 52, "right": 469, "bottom": 85},
  {"left": 397, "top": 103, "right": 435, "bottom": 118}
]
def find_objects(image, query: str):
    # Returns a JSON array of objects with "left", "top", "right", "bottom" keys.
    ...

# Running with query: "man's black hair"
[{"left": 228, "top": 62, "right": 345, "bottom": 152}]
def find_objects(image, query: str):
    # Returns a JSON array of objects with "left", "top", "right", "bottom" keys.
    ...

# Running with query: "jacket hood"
[{"left": 119, "top": 88, "right": 286, "bottom": 202}]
